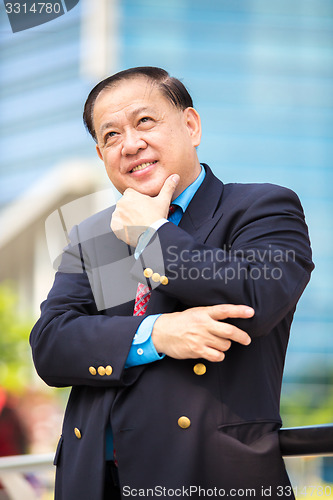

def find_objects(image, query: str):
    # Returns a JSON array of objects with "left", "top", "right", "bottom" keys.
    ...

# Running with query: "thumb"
[{"left": 157, "top": 174, "right": 180, "bottom": 204}]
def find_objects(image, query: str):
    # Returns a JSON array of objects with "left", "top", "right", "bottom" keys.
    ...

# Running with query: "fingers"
[
  {"left": 157, "top": 174, "right": 180, "bottom": 204},
  {"left": 152, "top": 305, "right": 254, "bottom": 363},
  {"left": 204, "top": 304, "right": 253, "bottom": 346},
  {"left": 211, "top": 322, "right": 251, "bottom": 346},
  {"left": 195, "top": 327, "right": 248, "bottom": 362},
  {"left": 207, "top": 304, "right": 254, "bottom": 321},
  {"left": 202, "top": 348, "right": 225, "bottom": 363}
]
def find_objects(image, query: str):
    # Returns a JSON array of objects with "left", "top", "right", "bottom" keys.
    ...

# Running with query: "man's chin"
[{"left": 133, "top": 182, "right": 164, "bottom": 198}]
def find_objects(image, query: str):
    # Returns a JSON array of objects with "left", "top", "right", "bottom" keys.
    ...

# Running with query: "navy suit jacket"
[{"left": 30, "top": 165, "right": 314, "bottom": 499}]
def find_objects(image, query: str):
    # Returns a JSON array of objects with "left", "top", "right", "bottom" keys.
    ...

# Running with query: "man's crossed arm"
[
  {"left": 111, "top": 175, "right": 253, "bottom": 363},
  {"left": 152, "top": 304, "right": 253, "bottom": 362}
]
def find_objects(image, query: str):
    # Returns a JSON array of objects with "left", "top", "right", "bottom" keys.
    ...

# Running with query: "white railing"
[{"left": 0, "top": 453, "right": 53, "bottom": 500}]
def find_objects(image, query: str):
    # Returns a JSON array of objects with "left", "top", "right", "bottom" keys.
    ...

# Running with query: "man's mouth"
[{"left": 130, "top": 161, "right": 157, "bottom": 173}]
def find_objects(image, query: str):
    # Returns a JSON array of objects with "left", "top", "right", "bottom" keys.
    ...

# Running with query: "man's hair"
[{"left": 83, "top": 66, "right": 194, "bottom": 142}]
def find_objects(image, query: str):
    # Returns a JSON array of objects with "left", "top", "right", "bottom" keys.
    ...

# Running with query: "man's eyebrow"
[
  {"left": 100, "top": 121, "right": 116, "bottom": 136},
  {"left": 99, "top": 106, "right": 155, "bottom": 136},
  {"left": 130, "top": 106, "right": 154, "bottom": 117}
]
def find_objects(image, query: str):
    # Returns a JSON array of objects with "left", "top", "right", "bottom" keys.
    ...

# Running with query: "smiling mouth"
[{"left": 130, "top": 161, "right": 157, "bottom": 173}]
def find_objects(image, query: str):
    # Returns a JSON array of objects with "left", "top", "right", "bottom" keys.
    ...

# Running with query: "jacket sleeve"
[
  {"left": 30, "top": 225, "right": 145, "bottom": 388},
  {"left": 130, "top": 185, "right": 314, "bottom": 338}
]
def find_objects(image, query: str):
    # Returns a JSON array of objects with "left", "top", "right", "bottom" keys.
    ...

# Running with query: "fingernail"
[
  {"left": 171, "top": 174, "right": 180, "bottom": 184},
  {"left": 245, "top": 307, "right": 254, "bottom": 316}
]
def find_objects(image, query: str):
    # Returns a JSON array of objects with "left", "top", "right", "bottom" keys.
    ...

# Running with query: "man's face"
[{"left": 93, "top": 77, "right": 202, "bottom": 198}]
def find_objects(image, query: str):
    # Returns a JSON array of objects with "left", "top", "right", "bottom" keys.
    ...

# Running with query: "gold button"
[
  {"left": 89, "top": 366, "right": 97, "bottom": 376},
  {"left": 178, "top": 416, "right": 191, "bottom": 429},
  {"left": 193, "top": 363, "right": 206, "bottom": 376},
  {"left": 74, "top": 427, "right": 82, "bottom": 439},
  {"left": 151, "top": 272, "right": 161, "bottom": 282},
  {"left": 160, "top": 275, "right": 168, "bottom": 285},
  {"left": 105, "top": 365, "right": 113, "bottom": 376},
  {"left": 98, "top": 366, "right": 106, "bottom": 376},
  {"left": 144, "top": 268, "right": 153, "bottom": 278}
]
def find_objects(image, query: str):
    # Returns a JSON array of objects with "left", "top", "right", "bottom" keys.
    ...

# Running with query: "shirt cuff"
[
  {"left": 134, "top": 219, "right": 169, "bottom": 259},
  {"left": 125, "top": 314, "right": 165, "bottom": 368}
]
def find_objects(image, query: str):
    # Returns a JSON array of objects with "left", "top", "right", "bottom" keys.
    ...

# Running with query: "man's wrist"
[
  {"left": 151, "top": 314, "right": 167, "bottom": 354},
  {"left": 125, "top": 314, "right": 165, "bottom": 368},
  {"left": 134, "top": 219, "right": 169, "bottom": 259}
]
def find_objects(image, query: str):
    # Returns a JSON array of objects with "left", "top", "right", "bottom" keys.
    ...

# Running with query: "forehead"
[{"left": 93, "top": 77, "right": 172, "bottom": 122}]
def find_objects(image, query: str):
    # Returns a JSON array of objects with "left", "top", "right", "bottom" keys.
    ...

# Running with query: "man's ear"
[
  {"left": 96, "top": 144, "right": 103, "bottom": 161},
  {"left": 184, "top": 107, "right": 202, "bottom": 147}
]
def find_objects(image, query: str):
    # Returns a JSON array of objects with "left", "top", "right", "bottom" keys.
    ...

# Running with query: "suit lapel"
[
  {"left": 146, "top": 165, "right": 225, "bottom": 315},
  {"left": 179, "top": 164, "right": 225, "bottom": 242}
]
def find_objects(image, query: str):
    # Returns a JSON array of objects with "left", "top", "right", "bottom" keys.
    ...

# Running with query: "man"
[{"left": 30, "top": 67, "right": 314, "bottom": 499}]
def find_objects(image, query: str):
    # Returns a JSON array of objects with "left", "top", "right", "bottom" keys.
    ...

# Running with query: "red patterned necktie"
[
  {"left": 168, "top": 204, "right": 176, "bottom": 217},
  {"left": 133, "top": 282, "right": 151, "bottom": 316}
]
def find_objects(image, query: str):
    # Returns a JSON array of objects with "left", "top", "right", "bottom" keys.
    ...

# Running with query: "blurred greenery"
[
  {"left": 281, "top": 367, "right": 333, "bottom": 427},
  {"left": 0, "top": 281, "right": 34, "bottom": 392}
]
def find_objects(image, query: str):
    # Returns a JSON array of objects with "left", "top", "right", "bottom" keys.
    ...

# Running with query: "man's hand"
[
  {"left": 111, "top": 174, "right": 180, "bottom": 246},
  {"left": 151, "top": 304, "right": 254, "bottom": 362}
]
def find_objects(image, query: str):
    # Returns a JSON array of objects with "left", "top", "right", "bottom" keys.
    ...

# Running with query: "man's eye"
[
  {"left": 140, "top": 117, "right": 152, "bottom": 124},
  {"left": 104, "top": 131, "right": 117, "bottom": 143}
]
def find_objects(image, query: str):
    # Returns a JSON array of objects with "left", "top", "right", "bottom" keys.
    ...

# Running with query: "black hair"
[{"left": 83, "top": 66, "right": 193, "bottom": 142}]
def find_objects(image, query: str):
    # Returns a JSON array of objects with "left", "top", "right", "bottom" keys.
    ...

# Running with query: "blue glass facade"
[{"left": 0, "top": 3, "right": 93, "bottom": 205}]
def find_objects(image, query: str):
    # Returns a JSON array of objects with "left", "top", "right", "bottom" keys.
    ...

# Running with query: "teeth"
[{"left": 131, "top": 161, "right": 156, "bottom": 172}]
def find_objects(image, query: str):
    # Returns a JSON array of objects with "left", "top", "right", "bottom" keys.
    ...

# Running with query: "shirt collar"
[{"left": 172, "top": 164, "right": 206, "bottom": 213}]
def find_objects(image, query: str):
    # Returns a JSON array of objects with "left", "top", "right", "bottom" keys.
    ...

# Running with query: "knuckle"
[
  {"left": 209, "top": 351, "right": 225, "bottom": 362},
  {"left": 191, "top": 306, "right": 204, "bottom": 316},
  {"left": 190, "top": 309, "right": 205, "bottom": 324},
  {"left": 222, "top": 323, "right": 233, "bottom": 336},
  {"left": 218, "top": 351, "right": 225, "bottom": 362},
  {"left": 217, "top": 303, "right": 231, "bottom": 314},
  {"left": 222, "top": 340, "right": 232, "bottom": 351},
  {"left": 111, "top": 219, "right": 120, "bottom": 231},
  {"left": 188, "top": 341, "right": 201, "bottom": 356},
  {"left": 114, "top": 206, "right": 124, "bottom": 218}
]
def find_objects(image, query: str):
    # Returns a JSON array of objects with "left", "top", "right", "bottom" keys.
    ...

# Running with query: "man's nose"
[{"left": 121, "top": 129, "right": 147, "bottom": 156}]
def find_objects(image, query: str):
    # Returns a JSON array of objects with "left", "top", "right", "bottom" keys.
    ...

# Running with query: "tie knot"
[{"left": 168, "top": 204, "right": 176, "bottom": 218}]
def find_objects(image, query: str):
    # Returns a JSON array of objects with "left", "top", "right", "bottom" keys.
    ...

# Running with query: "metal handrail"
[
  {"left": 279, "top": 423, "right": 333, "bottom": 457},
  {"left": 0, "top": 453, "right": 54, "bottom": 500},
  {"left": 0, "top": 453, "right": 54, "bottom": 473}
]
